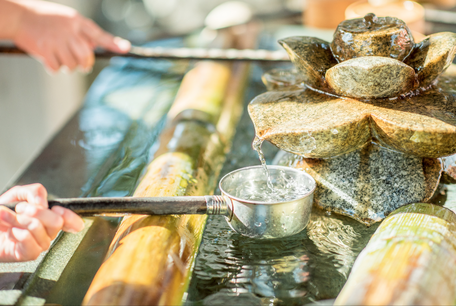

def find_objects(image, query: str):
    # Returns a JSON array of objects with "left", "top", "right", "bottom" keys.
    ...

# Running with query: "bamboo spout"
[
  {"left": 83, "top": 51, "right": 251, "bottom": 305},
  {"left": 335, "top": 203, "right": 456, "bottom": 305}
]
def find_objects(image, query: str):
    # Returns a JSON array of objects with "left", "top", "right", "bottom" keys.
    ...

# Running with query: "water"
[
  {"left": 186, "top": 64, "right": 380, "bottom": 305},
  {"left": 252, "top": 136, "right": 275, "bottom": 192},
  {"left": 250, "top": 136, "right": 312, "bottom": 203},
  {"left": 231, "top": 170, "right": 312, "bottom": 203},
  {"left": 186, "top": 209, "right": 378, "bottom": 306}
]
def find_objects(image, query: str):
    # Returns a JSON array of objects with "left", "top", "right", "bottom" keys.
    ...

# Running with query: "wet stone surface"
[
  {"left": 330, "top": 14, "right": 414, "bottom": 62},
  {"left": 326, "top": 56, "right": 417, "bottom": 98},
  {"left": 405, "top": 32, "right": 456, "bottom": 88},
  {"left": 275, "top": 142, "right": 442, "bottom": 225},
  {"left": 261, "top": 68, "right": 305, "bottom": 92},
  {"left": 278, "top": 37, "right": 337, "bottom": 90},
  {"left": 275, "top": 14, "right": 456, "bottom": 99},
  {"left": 248, "top": 82, "right": 456, "bottom": 159}
]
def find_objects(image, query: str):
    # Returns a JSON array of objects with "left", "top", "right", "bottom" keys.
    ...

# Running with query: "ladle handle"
[
  {"left": 2, "top": 196, "right": 230, "bottom": 217},
  {"left": 0, "top": 45, "right": 290, "bottom": 62}
]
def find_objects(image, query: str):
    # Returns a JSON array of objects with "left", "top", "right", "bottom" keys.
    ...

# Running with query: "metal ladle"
[{"left": 3, "top": 166, "right": 316, "bottom": 239}]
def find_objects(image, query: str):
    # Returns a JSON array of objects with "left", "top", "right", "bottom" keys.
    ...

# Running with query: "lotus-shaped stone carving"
[
  {"left": 249, "top": 13, "right": 456, "bottom": 224},
  {"left": 279, "top": 13, "right": 456, "bottom": 99},
  {"left": 249, "top": 14, "right": 456, "bottom": 159}
]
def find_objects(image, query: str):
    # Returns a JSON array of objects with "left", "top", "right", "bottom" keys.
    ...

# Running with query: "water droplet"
[{"left": 331, "top": 129, "right": 339, "bottom": 134}]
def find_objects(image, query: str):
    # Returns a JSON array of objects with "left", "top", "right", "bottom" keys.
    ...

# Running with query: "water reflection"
[
  {"left": 187, "top": 207, "right": 378, "bottom": 306},
  {"left": 185, "top": 63, "right": 376, "bottom": 305}
]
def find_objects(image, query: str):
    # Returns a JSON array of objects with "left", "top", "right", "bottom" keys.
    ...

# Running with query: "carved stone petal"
[
  {"left": 248, "top": 86, "right": 456, "bottom": 158},
  {"left": 248, "top": 89, "right": 371, "bottom": 158},
  {"left": 368, "top": 89, "right": 456, "bottom": 157},
  {"left": 278, "top": 36, "right": 338, "bottom": 90},
  {"left": 326, "top": 56, "right": 417, "bottom": 98},
  {"left": 404, "top": 32, "right": 456, "bottom": 87}
]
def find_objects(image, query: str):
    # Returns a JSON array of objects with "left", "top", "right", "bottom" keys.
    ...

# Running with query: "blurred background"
[{"left": 1, "top": 0, "right": 456, "bottom": 190}]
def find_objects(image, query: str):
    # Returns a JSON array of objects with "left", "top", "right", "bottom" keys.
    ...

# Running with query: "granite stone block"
[
  {"left": 276, "top": 142, "right": 442, "bottom": 225},
  {"left": 330, "top": 14, "right": 414, "bottom": 63},
  {"left": 326, "top": 56, "right": 417, "bottom": 98},
  {"left": 278, "top": 36, "right": 337, "bottom": 90},
  {"left": 405, "top": 32, "right": 456, "bottom": 88}
]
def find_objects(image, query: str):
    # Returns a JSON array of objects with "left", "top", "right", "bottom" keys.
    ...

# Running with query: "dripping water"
[{"left": 252, "top": 136, "right": 275, "bottom": 192}]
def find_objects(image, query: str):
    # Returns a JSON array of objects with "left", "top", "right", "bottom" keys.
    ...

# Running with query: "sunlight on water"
[
  {"left": 232, "top": 170, "right": 311, "bottom": 203},
  {"left": 250, "top": 137, "right": 311, "bottom": 203}
]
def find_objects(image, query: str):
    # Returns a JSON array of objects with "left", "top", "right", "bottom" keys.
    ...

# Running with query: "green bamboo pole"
[
  {"left": 83, "top": 55, "right": 251, "bottom": 304},
  {"left": 335, "top": 203, "right": 456, "bottom": 305}
]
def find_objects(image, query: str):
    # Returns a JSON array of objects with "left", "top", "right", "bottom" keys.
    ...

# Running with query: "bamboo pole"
[
  {"left": 83, "top": 27, "right": 253, "bottom": 304},
  {"left": 335, "top": 203, "right": 456, "bottom": 305}
]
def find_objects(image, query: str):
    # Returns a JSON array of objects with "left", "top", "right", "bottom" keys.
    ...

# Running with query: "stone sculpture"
[{"left": 249, "top": 13, "right": 456, "bottom": 224}]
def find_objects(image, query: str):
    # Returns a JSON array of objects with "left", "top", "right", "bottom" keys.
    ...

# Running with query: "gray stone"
[
  {"left": 330, "top": 14, "right": 414, "bottom": 63},
  {"left": 405, "top": 32, "right": 456, "bottom": 88},
  {"left": 276, "top": 142, "right": 442, "bottom": 225},
  {"left": 326, "top": 56, "right": 417, "bottom": 98},
  {"left": 278, "top": 36, "right": 337, "bottom": 90}
]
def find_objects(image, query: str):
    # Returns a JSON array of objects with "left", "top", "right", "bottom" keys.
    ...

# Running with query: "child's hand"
[
  {"left": 10, "top": 0, "right": 131, "bottom": 73},
  {"left": 0, "top": 184, "right": 84, "bottom": 262}
]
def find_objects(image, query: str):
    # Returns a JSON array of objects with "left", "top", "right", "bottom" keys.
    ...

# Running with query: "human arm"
[
  {"left": 0, "top": 0, "right": 130, "bottom": 73},
  {"left": 0, "top": 183, "right": 84, "bottom": 262}
]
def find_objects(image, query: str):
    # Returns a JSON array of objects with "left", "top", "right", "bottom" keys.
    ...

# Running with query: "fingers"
[
  {"left": 0, "top": 184, "right": 85, "bottom": 262},
  {"left": 40, "top": 52, "right": 61, "bottom": 74},
  {"left": 15, "top": 203, "right": 64, "bottom": 239},
  {"left": 51, "top": 206, "right": 84, "bottom": 234},
  {"left": 0, "top": 206, "right": 17, "bottom": 231},
  {"left": 16, "top": 215, "right": 51, "bottom": 251},
  {"left": 55, "top": 44, "right": 78, "bottom": 71},
  {"left": 68, "top": 36, "right": 94, "bottom": 71},
  {"left": 0, "top": 184, "right": 48, "bottom": 208},
  {"left": 42, "top": 41, "right": 93, "bottom": 73},
  {"left": 0, "top": 208, "right": 48, "bottom": 262},
  {"left": 15, "top": 203, "right": 84, "bottom": 237},
  {"left": 81, "top": 19, "right": 130, "bottom": 53},
  {"left": 8, "top": 228, "right": 43, "bottom": 262}
]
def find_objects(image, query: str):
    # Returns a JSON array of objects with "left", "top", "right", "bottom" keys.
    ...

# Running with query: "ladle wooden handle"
[{"left": 2, "top": 196, "right": 230, "bottom": 217}]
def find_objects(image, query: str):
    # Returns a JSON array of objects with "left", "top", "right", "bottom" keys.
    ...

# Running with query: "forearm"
[{"left": 0, "top": 0, "right": 26, "bottom": 40}]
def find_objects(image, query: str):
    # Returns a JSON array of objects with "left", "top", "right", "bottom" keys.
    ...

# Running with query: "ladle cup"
[{"left": 3, "top": 166, "right": 316, "bottom": 239}]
